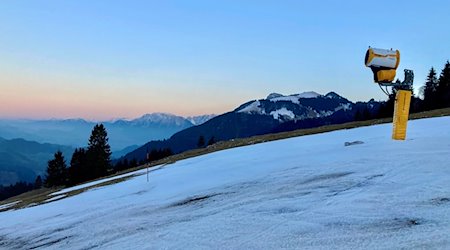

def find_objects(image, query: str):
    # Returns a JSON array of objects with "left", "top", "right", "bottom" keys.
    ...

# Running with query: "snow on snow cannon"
[{"left": 365, "top": 47, "right": 400, "bottom": 83}]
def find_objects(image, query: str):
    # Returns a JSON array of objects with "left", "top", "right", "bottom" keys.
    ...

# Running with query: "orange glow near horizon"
[{"left": 0, "top": 71, "right": 247, "bottom": 120}]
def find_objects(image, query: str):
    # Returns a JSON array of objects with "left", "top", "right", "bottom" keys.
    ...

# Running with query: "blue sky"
[{"left": 1, "top": 0, "right": 449, "bottom": 119}]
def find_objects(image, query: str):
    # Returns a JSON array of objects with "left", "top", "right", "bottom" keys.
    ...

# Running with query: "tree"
[
  {"left": 354, "top": 109, "right": 362, "bottom": 121},
  {"left": 197, "top": 135, "right": 205, "bottom": 148},
  {"left": 0, "top": 182, "right": 34, "bottom": 201},
  {"left": 377, "top": 88, "right": 397, "bottom": 118},
  {"left": 34, "top": 175, "right": 43, "bottom": 189},
  {"left": 437, "top": 61, "right": 450, "bottom": 107},
  {"left": 129, "top": 158, "right": 138, "bottom": 168},
  {"left": 207, "top": 136, "right": 216, "bottom": 146},
  {"left": 45, "top": 151, "right": 67, "bottom": 187},
  {"left": 68, "top": 148, "right": 88, "bottom": 185},
  {"left": 114, "top": 158, "right": 130, "bottom": 172},
  {"left": 146, "top": 148, "right": 173, "bottom": 162},
  {"left": 86, "top": 124, "right": 112, "bottom": 179},
  {"left": 422, "top": 67, "right": 439, "bottom": 110}
]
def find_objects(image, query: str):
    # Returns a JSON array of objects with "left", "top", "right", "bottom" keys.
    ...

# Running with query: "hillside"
[
  {"left": 1, "top": 115, "right": 449, "bottom": 249},
  {"left": 0, "top": 137, "right": 73, "bottom": 186},
  {"left": 121, "top": 91, "right": 380, "bottom": 162}
]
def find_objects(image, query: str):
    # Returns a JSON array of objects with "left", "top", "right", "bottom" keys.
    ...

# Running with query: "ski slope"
[{"left": 1, "top": 117, "right": 450, "bottom": 249}]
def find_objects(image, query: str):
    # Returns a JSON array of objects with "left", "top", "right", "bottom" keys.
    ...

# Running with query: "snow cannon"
[
  {"left": 364, "top": 46, "right": 414, "bottom": 141},
  {"left": 365, "top": 47, "right": 400, "bottom": 83}
]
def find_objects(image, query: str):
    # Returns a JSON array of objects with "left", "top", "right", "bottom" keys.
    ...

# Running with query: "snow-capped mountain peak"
[
  {"left": 186, "top": 114, "right": 217, "bottom": 126},
  {"left": 296, "top": 91, "right": 321, "bottom": 98},
  {"left": 266, "top": 91, "right": 321, "bottom": 101},
  {"left": 128, "top": 113, "right": 217, "bottom": 127},
  {"left": 266, "top": 93, "right": 284, "bottom": 99},
  {"left": 236, "top": 91, "right": 353, "bottom": 122},
  {"left": 131, "top": 113, "right": 191, "bottom": 127},
  {"left": 325, "top": 91, "right": 344, "bottom": 99},
  {"left": 265, "top": 91, "right": 322, "bottom": 105}
]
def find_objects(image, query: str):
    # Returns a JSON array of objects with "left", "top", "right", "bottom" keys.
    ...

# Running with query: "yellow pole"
[{"left": 392, "top": 90, "right": 412, "bottom": 140}]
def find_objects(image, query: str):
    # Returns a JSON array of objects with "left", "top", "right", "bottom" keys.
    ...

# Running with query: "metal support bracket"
[{"left": 379, "top": 69, "right": 414, "bottom": 90}]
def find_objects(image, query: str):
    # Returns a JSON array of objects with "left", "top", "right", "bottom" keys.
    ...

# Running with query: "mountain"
[
  {"left": 0, "top": 113, "right": 216, "bottom": 152},
  {"left": 126, "top": 113, "right": 193, "bottom": 127},
  {"left": 235, "top": 91, "right": 353, "bottom": 122},
  {"left": 0, "top": 137, "right": 74, "bottom": 186},
  {"left": 186, "top": 114, "right": 217, "bottom": 125},
  {"left": 111, "top": 145, "right": 140, "bottom": 159},
  {"left": 2, "top": 116, "right": 449, "bottom": 248},
  {"left": 122, "top": 91, "right": 381, "bottom": 162}
]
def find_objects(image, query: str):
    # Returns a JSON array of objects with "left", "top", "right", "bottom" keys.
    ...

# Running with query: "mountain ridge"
[
  {"left": 121, "top": 91, "right": 381, "bottom": 163},
  {"left": 0, "top": 113, "right": 216, "bottom": 151},
  {"left": 0, "top": 136, "right": 74, "bottom": 186}
]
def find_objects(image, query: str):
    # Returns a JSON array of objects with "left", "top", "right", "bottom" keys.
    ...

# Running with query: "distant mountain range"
[
  {"left": 122, "top": 91, "right": 381, "bottom": 162},
  {"left": 0, "top": 113, "right": 216, "bottom": 186},
  {"left": 0, "top": 137, "right": 73, "bottom": 186},
  {"left": 0, "top": 113, "right": 216, "bottom": 152},
  {"left": 0, "top": 91, "right": 380, "bottom": 187}
]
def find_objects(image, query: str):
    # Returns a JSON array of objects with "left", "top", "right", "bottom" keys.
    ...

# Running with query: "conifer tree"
[
  {"left": 207, "top": 136, "right": 216, "bottom": 146},
  {"left": 34, "top": 175, "right": 43, "bottom": 189},
  {"left": 197, "top": 135, "right": 205, "bottom": 148},
  {"left": 422, "top": 67, "right": 438, "bottom": 110},
  {"left": 68, "top": 148, "right": 88, "bottom": 185},
  {"left": 86, "top": 124, "right": 111, "bottom": 179},
  {"left": 437, "top": 61, "right": 450, "bottom": 107},
  {"left": 45, "top": 151, "right": 67, "bottom": 187}
]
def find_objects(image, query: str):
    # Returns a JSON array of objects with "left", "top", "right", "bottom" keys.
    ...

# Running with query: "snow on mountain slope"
[
  {"left": 236, "top": 91, "right": 355, "bottom": 122},
  {"left": 130, "top": 113, "right": 192, "bottom": 127},
  {"left": 270, "top": 107, "right": 295, "bottom": 120},
  {"left": 185, "top": 114, "right": 217, "bottom": 125},
  {"left": 237, "top": 100, "right": 265, "bottom": 114},
  {"left": 1, "top": 117, "right": 450, "bottom": 249},
  {"left": 266, "top": 91, "right": 321, "bottom": 104}
]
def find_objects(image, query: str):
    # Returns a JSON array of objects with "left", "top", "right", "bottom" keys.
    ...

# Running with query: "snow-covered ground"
[
  {"left": 1, "top": 117, "right": 450, "bottom": 249},
  {"left": 0, "top": 201, "right": 20, "bottom": 211}
]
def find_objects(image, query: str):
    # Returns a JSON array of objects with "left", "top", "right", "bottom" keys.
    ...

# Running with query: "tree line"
[
  {"left": 43, "top": 124, "right": 112, "bottom": 187},
  {"left": 0, "top": 123, "right": 176, "bottom": 201},
  {"left": 355, "top": 60, "right": 450, "bottom": 120},
  {"left": 421, "top": 61, "right": 450, "bottom": 110},
  {"left": 44, "top": 124, "right": 175, "bottom": 188}
]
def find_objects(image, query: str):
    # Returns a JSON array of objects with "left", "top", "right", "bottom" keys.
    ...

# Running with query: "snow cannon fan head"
[{"left": 365, "top": 47, "right": 400, "bottom": 84}]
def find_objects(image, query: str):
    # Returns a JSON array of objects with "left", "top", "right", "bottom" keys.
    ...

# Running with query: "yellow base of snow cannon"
[{"left": 392, "top": 90, "right": 412, "bottom": 140}]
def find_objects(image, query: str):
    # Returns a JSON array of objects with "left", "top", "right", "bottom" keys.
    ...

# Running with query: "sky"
[{"left": 1, "top": 0, "right": 450, "bottom": 120}]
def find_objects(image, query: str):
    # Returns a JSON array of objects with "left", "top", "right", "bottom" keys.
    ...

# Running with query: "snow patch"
[
  {"left": 45, "top": 195, "right": 67, "bottom": 203},
  {"left": 237, "top": 101, "right": 265, "bottom": 114},
  {"left": 267, "top": 91, "right": 321, "bottom": 104},
  {"left": 131, "top": 113, "right": 190, "bottom": 126},
  {"left": 51, "top": 168, "right": 150, "bottom": 196},
  {"left": 0, "top": 201, "right": 20, "bottom": 210},
  {"left": 269, "top": 95, "right": 300, "bottom": 104},
  {"left": 186, "top": 114, "right": 216, "bottom": 125},
  {"left": 335, "top": 103, "right": 352, "bottom": 112},
  {"left": 270, "top": 108, "right": 295, "bottom": 120},
  {"left": 266, "top": 93, "right": 284, "bottom": 99},
  {"left": 319, "top": 110, "right": 334, "bottom": 117},
  {"left": 297, "top": 91, "right": 321, "bottom": 98}
]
